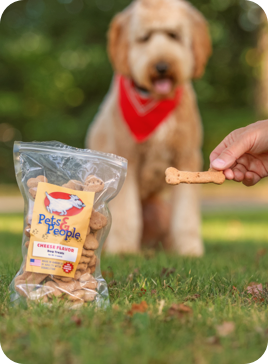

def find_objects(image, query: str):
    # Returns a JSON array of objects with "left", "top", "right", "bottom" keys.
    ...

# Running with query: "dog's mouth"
[
  {"left": 152, "top": 77, "right": 174, "bottom": 95},
  {"left": 133, "top": 76, "right": 176, "bottom": 98}
]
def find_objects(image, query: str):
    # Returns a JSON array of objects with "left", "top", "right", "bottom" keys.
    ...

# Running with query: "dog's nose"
[{"left": 155, "top": 62, "right": 169, "bottom": 75}]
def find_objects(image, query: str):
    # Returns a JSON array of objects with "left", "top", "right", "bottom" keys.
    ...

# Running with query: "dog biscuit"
[
  {"left": 62, "top": 179, "right": 84, "bottom": 191},
  {"left": 14, "top": 272, "right": 48, "bottom": 297},
  {"left": 53, "top": 275, "right": 73, "bottom": 282},
  {"left": 28, "top": 288, "right": 49, "bottom": 303},
  {"left": 79, "top": 272, "right": 94, "bottom": 283},
  {"left": 77, "top": 263, "right": 88, "bottom": 271},
  {"left": 83, "top": 234, "right": 99, "bottom": 250},
  {"left": 165, "top": 167, "right": 225, "bottom": 185},
  {"left": 68, "top": 289, "right": 85, "bottom": 301},
  {"left": 45, "top": 281, "right": 63, "bottom": 298},
  {"left": 82, "top": 248, "right": 94, "bottom": 257},
  {"left": 82, "top": 280, "right": 98, "bottom": 290},
  {"left": 88, "top": 254, "right": 97, "bottom": 267},
  {"left": 84, "top": 175, "right": 105, "bottom": 193},
  {"left": 90, "top": 210, "right": 107, "bottom": 231},
  {"left": 27, "top": 175, "right": 48, "bottom": 188},
  {"left": 84, "top": 290, "right": 97, "bottom": 302},
  {"left": 29, "top": 188, "right": 37, "bottom": 199},
  {"left": 79, "top": 255, "right": 91, "bottom": 264}
]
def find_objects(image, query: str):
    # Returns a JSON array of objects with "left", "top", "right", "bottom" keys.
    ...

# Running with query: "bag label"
[
  {"left": 26, "top": 182, "right": 95, "bottom": 277},
  {"left": 32, "top": 241, "right": 78, "bottom": 262}
]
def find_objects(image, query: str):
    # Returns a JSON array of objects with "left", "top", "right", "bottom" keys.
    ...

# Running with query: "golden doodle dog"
[{"left": 87, "top": 0, "right": 211, "bottom": 255}]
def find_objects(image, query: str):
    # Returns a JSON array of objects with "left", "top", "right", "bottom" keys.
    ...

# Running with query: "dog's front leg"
[
  {"left": 105, "top": 167, "right": 142, "bottom": 254},
  {"left": 170, "top": 184, "right": 203, "bottom": 256},
  {"left": 170, "top": 151, "right": 204, "bottom": 256}
]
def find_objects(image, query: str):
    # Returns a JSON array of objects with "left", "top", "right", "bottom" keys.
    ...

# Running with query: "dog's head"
[
  {"left": 108, "top": 0, "right": 211, "bottom": 98},
  {"left": 70, "top": 195, "right": 85, "bottom": 209}
]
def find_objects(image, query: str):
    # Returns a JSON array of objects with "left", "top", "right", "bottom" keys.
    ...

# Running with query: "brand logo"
[
  {"left": 38, "top": 214, "right": 81, "bottom": 241},
  {"left": 45, "top": 192, "right": 85, "bottom": 217}
]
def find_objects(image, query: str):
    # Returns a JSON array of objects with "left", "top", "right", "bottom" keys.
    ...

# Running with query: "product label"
[{"left": 26, "top": 182, "right": 95, "bottom": 277}]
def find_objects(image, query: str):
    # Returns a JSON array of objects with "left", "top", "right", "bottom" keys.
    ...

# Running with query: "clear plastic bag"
[{"left": 10, "top": 141, "right": 127, "bottom": 309}]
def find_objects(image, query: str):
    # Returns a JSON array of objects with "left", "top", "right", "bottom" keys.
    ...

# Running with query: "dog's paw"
[{"left": 172, "top": 235, "right": 204, "bottom": 257}]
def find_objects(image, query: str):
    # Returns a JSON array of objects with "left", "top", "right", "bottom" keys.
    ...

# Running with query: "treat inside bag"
[{"left": 10, "top": 141, "right": 127, "bottom": 309}]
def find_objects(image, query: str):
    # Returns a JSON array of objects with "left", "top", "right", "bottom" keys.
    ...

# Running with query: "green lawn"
[{"left": 0, "top": 212, "right": 268, "bottom": 364}]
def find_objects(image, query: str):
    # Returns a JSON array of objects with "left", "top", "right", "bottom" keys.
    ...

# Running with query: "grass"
[{"left": 0, "top": 212, "right": 268, "bottom": 364}]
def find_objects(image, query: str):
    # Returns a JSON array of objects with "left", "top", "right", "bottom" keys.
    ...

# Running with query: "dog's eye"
[
  {"left": 138, "top": 33, "right": 151, "bottom": 43},
  {"left": 167, "top": 32, "right": 181, "bottom": 41}
]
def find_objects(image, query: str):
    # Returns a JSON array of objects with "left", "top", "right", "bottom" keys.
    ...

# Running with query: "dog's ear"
[
  {"left": 185, "top": 2, "right": 212, "bottom": 79},
  {"left": 108, "top": 6, "right": 133, "bottom": 76}
]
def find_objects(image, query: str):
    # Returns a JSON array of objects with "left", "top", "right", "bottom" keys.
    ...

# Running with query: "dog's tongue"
[{"left": 153, "top": 79, "right": 173, "bottom": 94}]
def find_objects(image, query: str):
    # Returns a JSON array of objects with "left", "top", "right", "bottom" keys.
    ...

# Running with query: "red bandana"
[{"left": 117, "top": 75, "right": 183, "bottom": 142}]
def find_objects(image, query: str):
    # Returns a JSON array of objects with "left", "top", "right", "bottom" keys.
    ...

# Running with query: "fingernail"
[{"left": 212, "top": 159, "right": 226, "bottom": 169}]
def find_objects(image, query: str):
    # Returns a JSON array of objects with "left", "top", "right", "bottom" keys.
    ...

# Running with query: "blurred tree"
[{"left": 0, "top": 0, "right": 265, "bottom": 183}]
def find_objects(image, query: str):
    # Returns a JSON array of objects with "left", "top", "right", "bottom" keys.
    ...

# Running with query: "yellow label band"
[{"left": 26, "top": 182, "right": 95, "bottom": 278}]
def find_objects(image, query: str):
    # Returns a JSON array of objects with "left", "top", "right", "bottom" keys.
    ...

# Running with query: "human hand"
[{"left": 210, "top": 120, "right": 268, "bottom": 186}]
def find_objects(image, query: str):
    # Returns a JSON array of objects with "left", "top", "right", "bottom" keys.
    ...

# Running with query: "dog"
[
  {"left": 45, "top": 193, "right": 85, "bottom": 215},
  {"left": 86, "top": 0, "right": 211, "bottom": 255}
]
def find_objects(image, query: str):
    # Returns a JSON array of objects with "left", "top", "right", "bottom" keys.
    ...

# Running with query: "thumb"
[{"left": 211, "top": 137, "right": 250, "bottom": 170}]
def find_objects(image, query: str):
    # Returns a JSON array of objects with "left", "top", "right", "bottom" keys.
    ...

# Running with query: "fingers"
[
  {"left": 224, "top": 169, "right": 234, "bottom": 180},
  {"left": 224, "top": 167, "right": 260, "bottom": 186},
  {"left": 232, "top": 163, "right": 248, "bottom": 182},
  {"left": 238, "top": 154, "right": 268, "bottom": 178},
  {"left": 224, "top": 162, "right": 261, "bottom": 186},
  {"left": 211, "top": 138, "right": 250, "bottom": 170},
  {"left": 210, "top": 140, "right": 228, "bottom": 165},
  {"left": 210, "top": 129, "right": 252, "bottom": 171},
  {"left": 242, "top": 171, "right": 261, "bottom": 187},
  {"left": 224, "top": 163, "right": 247, "bottom": 182},
  {"left": 223, "top": 161, "right": 237, "bottom": 180}
]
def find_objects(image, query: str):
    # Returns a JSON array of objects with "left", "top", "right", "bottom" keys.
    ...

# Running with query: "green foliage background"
[{"left": 0, "top": 0, "right": 264, "bottom": 183}]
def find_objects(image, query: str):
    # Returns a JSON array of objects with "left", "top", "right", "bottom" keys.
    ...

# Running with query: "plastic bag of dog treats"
[{"left": 10, "top": 141, "right": 127, "bottom": 309}]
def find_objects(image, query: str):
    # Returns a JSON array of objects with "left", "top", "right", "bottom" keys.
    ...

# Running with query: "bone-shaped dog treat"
[
  {"left": 165, "top": 167, "right": 225, "bottom": 185},
  {"left": 28, "top": 288, "right": 49, "bottom": 303},
  {"left": 84, "top": 175, "right": 104, "bottom": 193},
  {"left": 82, "top": 248, "right": 94, "bottom": 257},
  {"left": 83, "top": 234, "right": 99, "bottom": 250},
  {"left": 45, "top": 281, "right": 63, "bottom": 298},
  {"left": 88, "top": 254, "right": 97, "bottom": 267},
  {"left": 15, "top": 272, "right": 48, "bottom": 297},
  {"left": 90, "top": 210, "right": 107, "bottom": 231},
  {"left": 68, "top": 289, "right": 85, "bottom": 301},
  {"left": 84, "top": 290, "right": 97, "bottom": 302},
  {"left": 62, "top": 179, "right": 84, "bottom": 191},
  {"left": 53, "top": 275, "right": 73, "bottom": 282},
  {"left": 77, "top": 263, "right": 88, "bottom": 271},
  {"left": 29, "top": 188, "right": 37, "bottom": 199},
  {"left": 79, "top": 255, "right": 91, "bottom": 264},
  {"left": 27, "top": 175, "right": 48, "bottom": 188}
]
